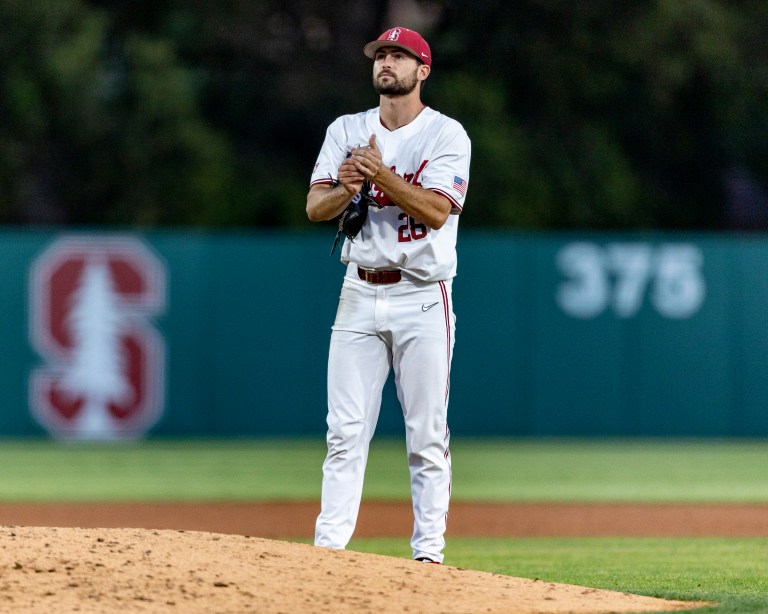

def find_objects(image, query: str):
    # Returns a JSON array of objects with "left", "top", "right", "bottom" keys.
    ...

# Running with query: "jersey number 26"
[{"left": 398, "top": 213, "right": 428, "bottom": 242}]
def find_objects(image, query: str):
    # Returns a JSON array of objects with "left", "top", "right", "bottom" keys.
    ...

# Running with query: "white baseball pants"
[{"left": 315, "top": 271, "right": 454, "bottom": 563}]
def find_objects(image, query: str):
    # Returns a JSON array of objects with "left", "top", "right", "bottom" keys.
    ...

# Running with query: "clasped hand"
[{"left": 337, "top": 134, "right": 382, "bottom": 196}]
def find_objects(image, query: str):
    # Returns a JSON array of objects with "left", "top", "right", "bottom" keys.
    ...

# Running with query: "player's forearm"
[
  {"left": 306, "top": 184, "right": 355, "bottom": 222},
  {"left": 374, "top": 167, "right": 451, "bottom": 229}
]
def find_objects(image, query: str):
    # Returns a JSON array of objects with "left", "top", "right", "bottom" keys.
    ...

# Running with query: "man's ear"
[{"left": 418, "top": 64, "right": 431, "bottom": 82}]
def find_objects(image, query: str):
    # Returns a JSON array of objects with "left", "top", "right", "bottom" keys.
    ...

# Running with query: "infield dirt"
[{"left": 0, "top": 502, "right": 742, "bottom": 613}]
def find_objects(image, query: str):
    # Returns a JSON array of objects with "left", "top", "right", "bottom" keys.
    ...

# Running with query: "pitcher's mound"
[{"left": 0, "top": 526, "right": 709, "bottom": 613}]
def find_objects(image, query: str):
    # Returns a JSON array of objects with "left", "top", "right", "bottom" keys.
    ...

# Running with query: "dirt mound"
[{"left": 0, "top": 526, "right": 709, "bottom": 613}]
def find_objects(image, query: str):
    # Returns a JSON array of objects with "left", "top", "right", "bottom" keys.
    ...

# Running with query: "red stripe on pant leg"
[
  {"left": 439, "top": 281, "right": 451, "bottom": 403},
  {"left": 439, "top": 281, "right": 453, "bottom": 503}
]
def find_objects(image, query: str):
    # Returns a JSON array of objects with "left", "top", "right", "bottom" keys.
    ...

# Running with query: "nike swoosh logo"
[{"left": 422, "top": 302, "right": 439, "bottom": 312}]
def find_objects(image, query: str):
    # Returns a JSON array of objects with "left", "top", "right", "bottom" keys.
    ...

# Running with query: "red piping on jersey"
[
  {"left": 430, "top": 188, "right": 463, "bottom": 212},
  {"left": 310, "top": 178, "right": 337, "bottom": 187}
]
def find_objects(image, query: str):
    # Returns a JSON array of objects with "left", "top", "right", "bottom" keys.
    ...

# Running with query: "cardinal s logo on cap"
[{"left": 386, "top": 28, "right": 402, "bottom": 41}]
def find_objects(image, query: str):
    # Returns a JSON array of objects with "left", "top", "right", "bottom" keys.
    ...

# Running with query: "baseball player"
[{"left": 307, "top": 26, "right": 471, "bottom": 564}]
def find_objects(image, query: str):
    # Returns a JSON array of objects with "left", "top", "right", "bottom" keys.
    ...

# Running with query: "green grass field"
[
  {"left": 350, "top": 537, "right": 768, "bottom": 613},
  {"left": 2, "top": 437, "right": 767, "bottom": 613}
]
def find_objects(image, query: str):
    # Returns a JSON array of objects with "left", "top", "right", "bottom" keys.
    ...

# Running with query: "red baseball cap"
[{"left": 363, "top": 27, "right": 432, "bottom": 67}]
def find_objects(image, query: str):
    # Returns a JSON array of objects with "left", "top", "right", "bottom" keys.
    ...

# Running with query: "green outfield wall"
[{"left": 4, "top": 229, "right": 768, "bottom": 439}]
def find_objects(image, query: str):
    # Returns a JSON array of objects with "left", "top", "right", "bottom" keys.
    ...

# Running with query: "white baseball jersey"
[{"left": 310, "top": 106, "right": 471, "bottom": 281}]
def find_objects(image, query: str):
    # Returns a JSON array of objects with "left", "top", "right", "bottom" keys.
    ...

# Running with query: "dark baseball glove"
[{"left": 330, "top": 181, "right": 378, "bottom": 255}]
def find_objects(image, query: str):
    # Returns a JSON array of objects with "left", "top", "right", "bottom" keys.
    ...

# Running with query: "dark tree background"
[{"left": 1, "top": 0, "right": 767, "bottom": 230}]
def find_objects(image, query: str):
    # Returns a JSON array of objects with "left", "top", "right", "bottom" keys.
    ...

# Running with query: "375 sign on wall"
[
  {"left": 556, "top": 242, "right": 706, "bottom": 319},
  {"left": 29, "top": 236, "right": 167, "bottom": 440}
]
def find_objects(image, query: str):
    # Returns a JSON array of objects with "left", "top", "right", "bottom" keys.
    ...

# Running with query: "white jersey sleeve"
[
  {"left": 418, "top": 119, "right": 471, "bottom": 214},
  {"left": 310, "top": 117, "right": 352, "bottom": 187}
]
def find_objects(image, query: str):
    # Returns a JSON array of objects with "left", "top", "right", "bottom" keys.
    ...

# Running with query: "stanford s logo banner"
[{"left": 29, "top": 236, "right": 167, "bottom": 441}]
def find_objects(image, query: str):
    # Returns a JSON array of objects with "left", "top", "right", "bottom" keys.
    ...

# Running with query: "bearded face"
[{"left": 373, "top": 65, "right": 420, "bottom": 96}]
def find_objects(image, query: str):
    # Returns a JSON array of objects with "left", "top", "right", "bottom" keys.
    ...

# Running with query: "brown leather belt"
[{"left": 357, "top": 267, "right": 402, "bottom": 284}]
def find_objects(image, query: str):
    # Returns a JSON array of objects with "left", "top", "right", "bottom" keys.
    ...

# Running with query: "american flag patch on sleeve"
[{"left": 452, "top": 176, "right": 467, "bottom": 196}]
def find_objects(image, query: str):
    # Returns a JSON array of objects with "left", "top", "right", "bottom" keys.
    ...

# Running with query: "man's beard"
[{"left": 374, "top": 70, "right": 419, "bottom": 96}]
